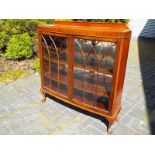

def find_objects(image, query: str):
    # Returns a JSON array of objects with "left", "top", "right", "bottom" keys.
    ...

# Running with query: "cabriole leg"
[
  {"left": 107, "top": 120, "right": 113, "bottom": 134},
  {"left": 115, "top": 115, "right": 119, "bottom": 122},
  {"left": 40, "top": 89, "right": 46, "bottom": 102},
  {"left": 115, "top": 107, "right": 121, "bottom": 122}
]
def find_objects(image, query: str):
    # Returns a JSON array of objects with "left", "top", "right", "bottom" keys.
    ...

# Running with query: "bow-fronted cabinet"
[{"left": 38, "top": 21, "right": 131, "bottom": 133}]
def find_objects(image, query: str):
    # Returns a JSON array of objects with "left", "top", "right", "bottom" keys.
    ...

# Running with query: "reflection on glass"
[
  {"left": 73, "top": 38, "right": 116, "bottom": 111},
  {"left": 41, "top": 35, "right": 68, "bottom": 96}
]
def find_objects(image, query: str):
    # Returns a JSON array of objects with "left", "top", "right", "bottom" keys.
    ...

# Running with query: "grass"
[
  {"left": 0, "top": 53, "right": 5, "bottom": 58},
  {"left": 0, "top": 56, "right": 40, "bottom": 84},
  {"left": 30, "top": 57, "right": 40, "bottom": 72},
  {"left": 0, "top": 69, "right": 30, "bottom": 84}
]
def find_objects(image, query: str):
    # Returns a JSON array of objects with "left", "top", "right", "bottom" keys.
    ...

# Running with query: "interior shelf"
[
  {"left": 42, "top": 43, "right": 67, "bottom": 53},
  {"left": 43, "top": 56, "right": 113, "bottom": 75},
  {"left": 74, "top": 63, "right": 112, "bottom": 75},
  {"left": 73, "top": 94, "right": 109, "bottom": 110},
  {"left": 43, "top": 75, "right": 109, "bottom": 111},
  {"left": 43, "top": 56, "right": 67, "bottom": 65},
  {"left": 42, "top": 43, "right": 115, "bottom": 59},
  {"left": 43, "top": 63, "right": 111, "bottom": 97},
  {"left": 42, "top": 35, "right": 115, "bottom": 112}
]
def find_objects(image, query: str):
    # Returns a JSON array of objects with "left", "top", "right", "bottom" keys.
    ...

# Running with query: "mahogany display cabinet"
[{"left": 37, "top": 21, "right": 131, "bottom": 133}]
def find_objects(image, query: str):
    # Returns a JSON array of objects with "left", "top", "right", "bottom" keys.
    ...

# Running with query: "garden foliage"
[
  {"left": 0, "top": 19, "right": 129, "bottom": 60},
  {"left": 72, "top": 19, "right": 129, "bottom": 23},
  {"left": 0, "top": 31, "right": 8, "bottom": 50},
  {"left": 5, "top": 33, "right": 33, "bottom": 60},
  {"left": 31, "top": 58, "right": 40, "bottom": 72},
  {"left": 0, "top": 19, "right": 54, "bottom": 59}
]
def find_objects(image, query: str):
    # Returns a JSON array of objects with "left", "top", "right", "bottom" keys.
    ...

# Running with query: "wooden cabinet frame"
[{"left": 38, "top": 21, "right": 131, "bottom": 133}]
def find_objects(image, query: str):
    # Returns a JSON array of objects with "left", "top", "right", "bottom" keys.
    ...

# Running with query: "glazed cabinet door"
[
  {"left": 72, "top": 38, "right": 116, "bottom": 112},
  {"left": 41, "top": 34, "right": 68, "bottom": 97}
]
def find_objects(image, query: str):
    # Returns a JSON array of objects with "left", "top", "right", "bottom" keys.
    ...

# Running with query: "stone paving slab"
[{"left": 0, "top": 38, "right": 154, "bottom": 135}]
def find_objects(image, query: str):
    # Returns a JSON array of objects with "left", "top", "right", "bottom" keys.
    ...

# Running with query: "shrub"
[
  {"left": 0, "top": 31, "right": 8, "bottom": 50},
  {"left": 0, "top": 19, "right": 44, "bottom": 37},
  {"left": 0, "top": 19, "right": 54, "bottom": 51},
  {"left": 72, "top": 19, "right": 129, "bottom": 24},
  {"left": 5, "top": 33, "right": 33, "bottom": 60}
]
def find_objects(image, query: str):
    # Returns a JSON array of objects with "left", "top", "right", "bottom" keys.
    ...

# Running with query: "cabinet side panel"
[{"left": 111, "top": 37, "right": 131, "bottom": 116}]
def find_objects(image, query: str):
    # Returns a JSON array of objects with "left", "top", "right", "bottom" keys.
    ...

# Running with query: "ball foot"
[
  {"left": 107, "top": 128, "right": 113, "bottom": 134},
  {"left": 115, "top": 116, "right": 119, "bottom": 122},
  {"left": 40, "top": 93, "right": 46, "bottom": 102},
  {"left": 107, "top": 120, "right": 113, "bottom": 134}
]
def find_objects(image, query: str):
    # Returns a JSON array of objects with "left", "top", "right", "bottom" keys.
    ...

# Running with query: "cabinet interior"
[{"left": 41, "top": 34, "right": 116, "bottom": 112}]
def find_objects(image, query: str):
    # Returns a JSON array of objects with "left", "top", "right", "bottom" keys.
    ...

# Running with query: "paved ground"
[{"left": 0, "top": 38, "right": 154, "bottom": 135}]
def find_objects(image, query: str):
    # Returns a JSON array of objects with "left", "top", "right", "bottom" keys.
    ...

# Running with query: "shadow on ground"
[
  {"left": 46, "top": 94, "right": 109, "bottom": 129},
  {"left": 138, "top": 20, "right": 155, "bottom": 134}
]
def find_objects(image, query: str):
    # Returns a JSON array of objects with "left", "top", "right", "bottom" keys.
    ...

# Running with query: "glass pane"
[
  {"left": 73, "top": 38, "right": 116, "bottom": 111},
  {"left": 42, "top": 34, "right": 68, "bottom": 96},
  {"left": 43, "top": 77, "right": 50, "bottom": 88},
  {"left": 43, "top": 59, "right": 50, "bottom": 77},
  {"left": 42, "top": 43, "right": 49, "bottom": 59}
]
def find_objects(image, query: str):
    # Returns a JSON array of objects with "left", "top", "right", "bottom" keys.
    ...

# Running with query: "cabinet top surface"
[{"left": 38, "top": 21, "right": 131, "bottom": 39}]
